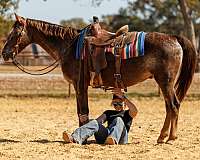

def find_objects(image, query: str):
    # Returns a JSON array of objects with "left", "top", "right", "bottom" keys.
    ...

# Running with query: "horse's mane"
[{"left": 26, "top": 18, "right": 79, "bottom": 40}]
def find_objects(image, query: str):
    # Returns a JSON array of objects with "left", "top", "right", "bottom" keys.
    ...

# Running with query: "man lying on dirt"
[{"left": 63, "top": 88, "right": 138, "bottom": 145}]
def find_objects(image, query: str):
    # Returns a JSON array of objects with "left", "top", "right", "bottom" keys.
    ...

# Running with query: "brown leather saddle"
[{"left": 85, "top": 16, "right": 129, "bottom": 89}]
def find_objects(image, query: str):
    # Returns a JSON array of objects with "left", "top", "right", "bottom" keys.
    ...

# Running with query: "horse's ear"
[{"left": 14, "top": 13, "right": 26, "bottom": 26}]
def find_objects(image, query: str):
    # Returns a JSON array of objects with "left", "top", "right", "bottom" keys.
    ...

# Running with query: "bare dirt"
[{"left": 0, "top": 71, "right": 199, "bottom": 160}]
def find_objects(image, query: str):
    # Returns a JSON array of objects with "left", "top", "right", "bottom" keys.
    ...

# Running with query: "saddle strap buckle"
[{"left": 114, "top": 73, "right": 122, "bottom": 80}]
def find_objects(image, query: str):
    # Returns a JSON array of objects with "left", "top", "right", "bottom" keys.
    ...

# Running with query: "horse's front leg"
[{"left": 74, "top": 84, "right": 89, "bottom": 126}]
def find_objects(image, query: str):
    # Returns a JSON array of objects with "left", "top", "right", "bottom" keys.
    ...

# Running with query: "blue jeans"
[{"left": 71, "top": 117, "right": 128, "bottom": 144}]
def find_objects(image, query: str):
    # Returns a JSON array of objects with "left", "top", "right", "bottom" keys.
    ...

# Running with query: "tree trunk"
[{"left": 178, "top": 0, "right": 196, "bottom": 49}]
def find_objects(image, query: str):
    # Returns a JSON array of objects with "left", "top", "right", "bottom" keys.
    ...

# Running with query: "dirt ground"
[{"left": 0, "top": 71, "right": 199, "bottom": 160}]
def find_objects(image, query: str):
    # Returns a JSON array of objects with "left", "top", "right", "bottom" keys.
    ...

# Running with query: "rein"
[
  {"left": 12, "top": 28, "right": 60, "bottom": 75},
  {"left": 11, "top": 22, "right": 89, "bottom": 76},
  {"left": 11, "top": 23, "right": 61, "bottom": 75},
  {"left": 12, "top": 58, "right": 59, "bottom": 75}
]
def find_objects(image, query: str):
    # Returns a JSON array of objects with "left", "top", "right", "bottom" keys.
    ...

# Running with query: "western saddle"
[{"left": 85, "top": 16, "right": 129, "bottom": 90}]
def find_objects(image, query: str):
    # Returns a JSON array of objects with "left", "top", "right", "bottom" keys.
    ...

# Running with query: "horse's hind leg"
[
  {"left": 168, "top": 94, "right": 180, "bottom": 142},
  {"left": 155, "top": 75, "right": 179, "bottom": 143},
  {"left": 157, "top": 101, "right": 171, "bottom": 143}
]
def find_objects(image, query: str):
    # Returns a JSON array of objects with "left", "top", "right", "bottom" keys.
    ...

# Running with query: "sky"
[{"left": 17, "top": 0, "right": 128, "bottom": 24}]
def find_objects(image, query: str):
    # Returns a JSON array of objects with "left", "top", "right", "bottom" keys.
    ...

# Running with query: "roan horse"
[{"left": 1, "top": 14, "right": 197, "bottom": 143}]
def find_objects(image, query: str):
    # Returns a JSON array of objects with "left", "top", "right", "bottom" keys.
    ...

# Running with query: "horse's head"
[{"left": 2, "top": 14, "right": 31, "bottom": 61}]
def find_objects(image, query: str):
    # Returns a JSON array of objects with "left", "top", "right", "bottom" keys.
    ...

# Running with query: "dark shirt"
[{"left": 103, "top": 110, "right": 133, "bottom": 132}]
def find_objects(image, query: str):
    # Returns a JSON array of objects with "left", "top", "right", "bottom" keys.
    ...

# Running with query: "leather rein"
[
  {"left": 11, "top": 23, "right": 92, "bottom": 76},
  {"left": 12, "top": 24, "right": 91, "bottom": 76},
  {"left": 11, "top": 25, "right": 60, "bottom": 75},
  {"left": 12, "top": 59, "right": 59, "bottom": 76},
  {"left": 11, "top": 23, "right": 84, "bottom": 75}
]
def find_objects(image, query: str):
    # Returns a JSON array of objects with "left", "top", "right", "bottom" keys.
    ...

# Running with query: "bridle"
[
  {"left": 10, "top": 23, "right": 92, "bottom": 76},
  {"left": 11, "top": 24, "right": 60, "bottom": 75}
]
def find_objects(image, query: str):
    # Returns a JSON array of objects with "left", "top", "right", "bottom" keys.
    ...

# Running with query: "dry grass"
[
  {"left": 0, "top": 66, "right": 199, "bottom": 159},
  {"left": 0, "top": 65, "right": 62, "bottom": 74},
  {"left": 0, "top": 65, "right": 199, "bottom": 100}
]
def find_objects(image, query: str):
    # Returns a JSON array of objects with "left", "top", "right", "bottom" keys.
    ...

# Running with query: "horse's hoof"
[
  {"left": 166, "top": 136, "right": 177, "bottom": 144},
  {"left": 157, "top": 137, "right": 165, "bottom": 144}
]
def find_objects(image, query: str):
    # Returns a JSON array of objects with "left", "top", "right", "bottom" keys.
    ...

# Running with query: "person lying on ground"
[{"left": 62, "top": 88, "right": 138, "bottom": 145}]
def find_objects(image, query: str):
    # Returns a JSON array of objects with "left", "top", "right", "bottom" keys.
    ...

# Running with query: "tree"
[
  {"left": 0, "top": 0, "right": 19, "bottom": 17},
  {"left": 60, "top": 18, "right": 88, "bottom": 29},
  {"left": 82, "top": 0, "right": 200, "bottom": 71},
  {"left": 0, "top": 0, "right": 19, "bottom": 49},
  {"left": 100, "top": 1, "right": 185, "bottom": 34},
  {"left": 85, "top": 0, "right": 200, "bottom": 42},
  {"left": 178, "top": 0, "right": 197, "bottom": 49}
]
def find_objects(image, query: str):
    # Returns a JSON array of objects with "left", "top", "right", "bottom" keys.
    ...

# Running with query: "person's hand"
[{"left": 111, "top": 88, "right": 124, "bottom": 99}]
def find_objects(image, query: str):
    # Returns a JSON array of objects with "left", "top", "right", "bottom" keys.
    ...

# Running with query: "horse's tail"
[{"left": 175, "top": 35, "right": 197, "bottom": 102}]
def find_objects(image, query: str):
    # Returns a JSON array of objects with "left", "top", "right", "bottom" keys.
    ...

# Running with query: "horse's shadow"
[
  {"left": 31, "top": 139, "right": 96, "bottom": 145},
  {"left": 30, "top": 139, "right": 64, "bottom": 144},
  {"left": 0, "top": 138, "right": 97, "bottom": 145},
  {"left": 0, "top": 138, "right": 64, "bottom": 144},
  {"left": 0, "top": 139, "right": 20, "bottom": 143}
]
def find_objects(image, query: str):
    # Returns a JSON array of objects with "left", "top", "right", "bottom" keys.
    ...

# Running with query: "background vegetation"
[
  {"left": 0, "top": 0, "right": 200, "bottom": 46},
  {"left": 0, "top": 0, "right": 200, "bottom": 70}
]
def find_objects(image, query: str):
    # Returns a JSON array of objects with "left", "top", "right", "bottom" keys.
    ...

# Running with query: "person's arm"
[
  {"left": 96, "top": 113, "right": 107, "bottom": 124},
  {"left": 123, "top": 96, "right": 138, "bottom": 118},
  {"left": 112, "top": 88, "right": 138, "bottom": 118}
]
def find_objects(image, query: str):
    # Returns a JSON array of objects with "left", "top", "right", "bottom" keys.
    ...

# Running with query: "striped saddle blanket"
[{"left": 105, "top": 31, "right": 146, "bottom": 59}]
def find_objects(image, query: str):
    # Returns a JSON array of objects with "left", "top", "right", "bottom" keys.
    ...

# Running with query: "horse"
[{"left": 1, "top": 14, "right": 197, "bottom": 143}]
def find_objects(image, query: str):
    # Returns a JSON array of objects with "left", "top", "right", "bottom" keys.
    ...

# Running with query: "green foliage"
[
  {"left": 100, "top": 0, "right": 200, "bottom": 36},
  {"left": 0, "top": 0, "right": 19, "bottom": 16},
  {"left": 0, "top": 16, "right": 13, "bottom": 36},
  {"left": 60, "top": 18, "right": 88, "bottom": 29},
  {"left": 0, "top": 16, "right": 13, "bottom": 50},
  {"left": 187, "top": 0, "right": 200, "bottom": 20},
  {"left": 0, "top": 0, "right": 18, "bottom": 48}
]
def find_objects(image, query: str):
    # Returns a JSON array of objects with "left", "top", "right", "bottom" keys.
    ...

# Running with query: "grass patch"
[
  {"left": 0, "top": 71, "right": 199, "bottom": 100},
  {"left": 0, "top": 90, "right": 199, "bottom": 101}
]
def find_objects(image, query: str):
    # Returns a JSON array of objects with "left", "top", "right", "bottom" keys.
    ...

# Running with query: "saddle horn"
[{"left": 93, "top": 16, "right": 99, "bottom": 23}]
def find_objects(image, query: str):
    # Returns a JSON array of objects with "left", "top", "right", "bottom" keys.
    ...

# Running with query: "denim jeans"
[{"left": 71, "top": 117, "right": 128, "bottom": 144}]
